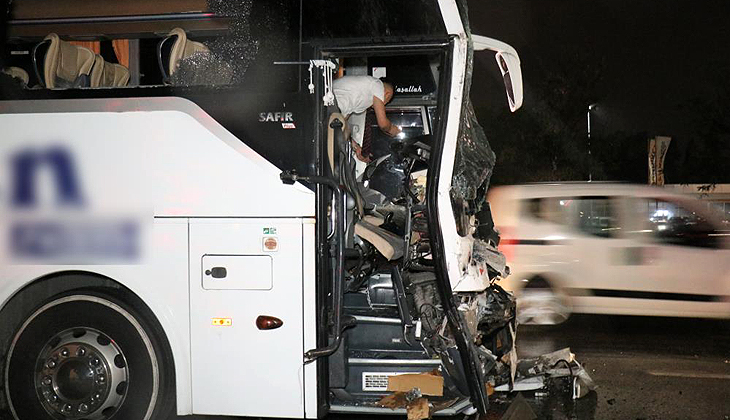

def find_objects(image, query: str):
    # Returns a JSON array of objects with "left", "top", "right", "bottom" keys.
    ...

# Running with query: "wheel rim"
[
  {"left": 35, "top": 328, "right": 128, "bottom": 419},
  {"left": 5, "top": 295, "right": 160, "bottom": 420}
]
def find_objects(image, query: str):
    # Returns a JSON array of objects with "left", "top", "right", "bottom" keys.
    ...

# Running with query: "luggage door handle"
[{"left": 204, "top": 267, "right": 227, "bottom": 278}]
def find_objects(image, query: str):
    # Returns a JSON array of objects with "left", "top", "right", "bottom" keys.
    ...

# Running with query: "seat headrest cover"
[
  {"left": 43, "top": 33, "right": 95, "bottom": 88},
  {"left": 90, "top": 54, "right": 130, "bottom": 88},
  {"left": 168, "top": 28, "right": 188, "bottom": 76},
  {"left": 90, "top": 54, "right": 105, "bottom": 87},
  {"left": 167, "top": 27, "right": 210, "bottom": 76},
  {"left": 103, "top": 62, "right": 130, "bottom": 87},
  {"left": 2, "top": 67, "right": 30, "bottom": 85}
]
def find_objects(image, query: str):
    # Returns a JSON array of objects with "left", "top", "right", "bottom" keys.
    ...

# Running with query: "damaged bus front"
[{"left": 288, "top": 1, "right": 528, "bottom": 415}]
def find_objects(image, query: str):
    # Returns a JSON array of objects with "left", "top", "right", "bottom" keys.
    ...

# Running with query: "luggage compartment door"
[{"left": 189, "top": 218, "right": 305, "bottom": 417}]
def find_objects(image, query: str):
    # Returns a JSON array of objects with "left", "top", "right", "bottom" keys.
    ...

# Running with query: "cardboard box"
[{"left": 387, "top": 372, "right": 444, "bottom": 396}]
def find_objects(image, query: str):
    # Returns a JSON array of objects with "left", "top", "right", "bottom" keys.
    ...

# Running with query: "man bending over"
[{"left": 333, "top": 76, "right": 401, "bottom": 162}]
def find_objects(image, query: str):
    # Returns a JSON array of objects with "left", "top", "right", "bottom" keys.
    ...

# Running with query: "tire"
[
  {"left": 4, "top": 293, "right": 173, "bottom": 420},
  {"left": 516, "top": 278, "right": 571, "bottom": 325}
]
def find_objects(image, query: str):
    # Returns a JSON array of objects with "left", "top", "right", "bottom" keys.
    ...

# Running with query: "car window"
[
  {"left": 642, "top": 198, "right": 722, "bottom": 249},
  {"left": 524, "top": 197, "right": 572, "bottom": 226},
  {"left": 576, "top": 197, "right": 620, "bottom": 238}
]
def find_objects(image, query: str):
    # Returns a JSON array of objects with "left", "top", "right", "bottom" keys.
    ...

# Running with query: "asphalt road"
[
  {"left": 515, "top": 315, "right": 730, "bottom": 420},
  {"left": 176, "top": 315, "right": 730, "bottom": 420}
]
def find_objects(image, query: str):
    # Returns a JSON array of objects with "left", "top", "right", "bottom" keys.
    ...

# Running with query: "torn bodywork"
[{"left": 278, "top": 0, "right": 585, "bottom": 416}]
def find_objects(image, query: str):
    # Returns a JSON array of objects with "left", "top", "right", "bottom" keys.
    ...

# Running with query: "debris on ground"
[
  {"left": 375, "top": 350, "right": 596, "bottom": 419},
  {"left": 494, "top": 375, "right": 544, "bottom": 392},
  {"left": 508, "top": 347, "right": 597, "bottom": 399}
]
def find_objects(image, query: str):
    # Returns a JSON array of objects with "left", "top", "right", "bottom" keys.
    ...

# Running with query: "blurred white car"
[{"left": 488, "top": 183, "right": 730, "bottom": 324}]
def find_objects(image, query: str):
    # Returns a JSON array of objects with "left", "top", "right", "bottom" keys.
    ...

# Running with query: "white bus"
[{"left": 0, "top": 1, "right": 525, "bottom": 418}]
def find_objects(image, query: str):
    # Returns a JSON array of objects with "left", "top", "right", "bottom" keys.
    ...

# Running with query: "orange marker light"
[{"left": 211, "top": 318, "right": 232, "bottom": 326}]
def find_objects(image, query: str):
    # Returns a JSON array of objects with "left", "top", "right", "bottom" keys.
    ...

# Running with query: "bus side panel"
[
  {"left": 149, "top": 218, "right": 193, "bottom": 415},
  {"left": 302, "top": 220, "right": 318, "bottom": 419},
  {"left": 0, "top": 97, "right": 316, "bottom": 415},
  {"left": 0, "top": 219, "right": 193, "bottom": 414},
  {"left": 0, "top": 98, "right": 316, "bottom": 219},
  {"left": 188, "top": 218, "right": 306, "bottom": 418}
]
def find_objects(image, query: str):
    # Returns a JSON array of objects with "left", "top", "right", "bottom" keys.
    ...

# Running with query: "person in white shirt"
[
  {"left": 332, "top": 75, "right": 401, "bottom": 163},
  {"left": 333, "top": 75, "right": 401, "bottom": 136}
]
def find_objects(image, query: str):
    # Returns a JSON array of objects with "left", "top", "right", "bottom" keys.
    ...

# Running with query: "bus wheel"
[{"left": 4, "top": 294, "right": 170, "bottom": 420}]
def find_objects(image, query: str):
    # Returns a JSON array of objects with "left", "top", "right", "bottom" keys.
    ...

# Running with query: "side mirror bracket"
[{"left": 472, "top": 35, "right": 524, "bottom": 112}]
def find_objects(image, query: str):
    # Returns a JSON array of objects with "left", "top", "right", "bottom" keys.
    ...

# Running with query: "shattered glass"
[
  {"left": 171, "top": 0, "right": 296, "bottom": 88},
  {"left": 451, "top": 0, "right": 497, "bottom": 208},
  {"left": 170, "top": 0, "right": 258, "bottom": 87},
  {"left": 446, "top": 0, "right": 507, "bottom": 281}
]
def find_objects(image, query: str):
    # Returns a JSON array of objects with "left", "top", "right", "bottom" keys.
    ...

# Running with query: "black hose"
[
  {"left": 339, "top": 150, "right": 364, "bottom": 217},
  {"left": 551, "top": 359, "right": 574, "bottom": 381},
  {"left": 346, "top": 246, "right": 367, "bottom": 292}
]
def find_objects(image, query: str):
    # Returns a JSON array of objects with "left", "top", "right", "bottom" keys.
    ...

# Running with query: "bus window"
[{"left": 2, "top": 0, "right": 300, "bottom": 92}]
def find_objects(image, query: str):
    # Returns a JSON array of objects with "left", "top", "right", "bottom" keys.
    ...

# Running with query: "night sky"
[{"left": 468, "top": 0, "right": 730, "bottom": 182}]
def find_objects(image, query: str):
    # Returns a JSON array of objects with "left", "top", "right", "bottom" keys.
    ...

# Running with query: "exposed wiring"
[
  {"left": 551, "top": 359, "right": 574, "bottom": 381},
  {"left": 418, "top": 302, "right": 443, "bottom": 337}
]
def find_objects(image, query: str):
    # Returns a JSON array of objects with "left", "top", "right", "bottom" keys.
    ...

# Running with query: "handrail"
[{"left": 280, "top": 164, "right": 348, "bottom": 362}]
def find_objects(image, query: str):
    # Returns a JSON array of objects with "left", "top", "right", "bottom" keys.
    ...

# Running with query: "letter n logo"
[{"left": 11, "top": 147, "right": 84, "bottom": 208}]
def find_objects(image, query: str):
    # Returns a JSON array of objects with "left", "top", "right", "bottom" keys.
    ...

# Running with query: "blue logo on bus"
[
  {"left": 8, "top": 147, "right": 139, "bottom": 262},
  {"left": 11, "top": 147, "right": 84, "bottom": 208}
]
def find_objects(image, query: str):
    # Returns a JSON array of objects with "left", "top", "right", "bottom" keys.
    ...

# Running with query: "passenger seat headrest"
[
  {"left": 157, "top": 27, "right": 210, "bottom": 81},
  {"left": 33, "top": 33, "right": 95, "bottom": 89},
  {"left": 2, "top": 67, "right": 30, "bottom": 86},
  {"left": 90, "top": 55, "right": 130, "bottom": 88}
]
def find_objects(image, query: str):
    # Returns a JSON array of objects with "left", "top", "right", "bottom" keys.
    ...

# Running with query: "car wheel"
[
  {"left": 516, "top": 278, "right": 571, "bottom": 325},
  {"left": 4, "top": 293, "right": 172, "bottom": 420}
]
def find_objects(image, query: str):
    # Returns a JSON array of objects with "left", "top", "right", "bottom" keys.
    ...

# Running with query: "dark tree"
[
  {"left": 479, "top": 47, "right": 606, "bottom": 184},
  {"left": 670, "top": 66, "right": 730, "bottom": 185}
]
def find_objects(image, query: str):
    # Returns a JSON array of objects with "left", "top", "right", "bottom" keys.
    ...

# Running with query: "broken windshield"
[{"left": 451, "top": 1, "right": 498, "bottom": 241}]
